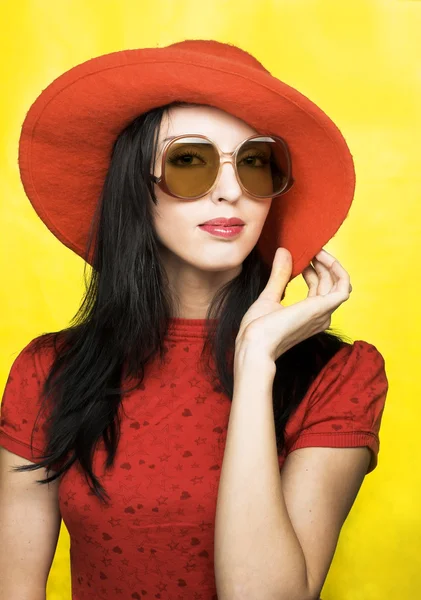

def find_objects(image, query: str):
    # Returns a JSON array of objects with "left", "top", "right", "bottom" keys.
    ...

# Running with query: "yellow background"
[{"left": 1, "top": 0, "right": 420, "bottom": 598}]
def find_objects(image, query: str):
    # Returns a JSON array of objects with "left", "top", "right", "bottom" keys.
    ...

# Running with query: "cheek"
[
  {"left": 249, "top": 202, "right": 273, "bottom": 232},
  {"left": 152, "top": 201, "right": 195, "bottom": 247}
]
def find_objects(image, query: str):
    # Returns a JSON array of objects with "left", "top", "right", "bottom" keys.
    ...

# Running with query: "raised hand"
[{"left": 234, "top": 247, "right": 352, "bottom": 363}]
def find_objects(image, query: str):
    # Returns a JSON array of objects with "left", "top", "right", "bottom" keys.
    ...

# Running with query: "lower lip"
[{"left": 198, "top": 225, "right": 245, "bottom": 238}]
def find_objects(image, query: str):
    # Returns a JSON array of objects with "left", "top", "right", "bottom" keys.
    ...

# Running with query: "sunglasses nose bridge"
[
  {"left": 219, "top": 156, "right": 236, "bottom": 170},
  {"left": 218, "top": 146, "right": 240, "bottom": 180},
  {"left": 213, "top": 156, "right": 244, "bottom": 198}
]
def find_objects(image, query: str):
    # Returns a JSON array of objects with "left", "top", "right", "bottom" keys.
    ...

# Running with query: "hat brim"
[{"left": 18, "top": 46, "right": 355, "bottom": 278}]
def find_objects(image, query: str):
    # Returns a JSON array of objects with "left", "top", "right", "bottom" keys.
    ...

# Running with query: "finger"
[
  {"left": 302, "top": 265, "right": 319, "bottom": 297},
  {"left": 330, "top": 259, "right": 353, "bottom": 293},
  {"left": 260, "top": 248, "right": 292, "bottom": 302},
  {"left": 279, "top": 293, "right": 337, "bottom": 334},
  {"left": 315, "top": 249, "right": 352, "bottom": 295},
  {"left": 312, "top": 257, "right": 335, "bottom": 296},
  {"left": 331, "top": 261, "right": 352, "bottom": 297},
  {"left": 314, "top": 248, "right": 337, "bottom": 266},
  {"left": 308, "top": 287, "right": 349, "bottom": 319}
]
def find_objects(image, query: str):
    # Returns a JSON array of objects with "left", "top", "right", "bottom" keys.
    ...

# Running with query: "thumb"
[{"left": 260, "top": 248, "right": 292, "bottom": 302}]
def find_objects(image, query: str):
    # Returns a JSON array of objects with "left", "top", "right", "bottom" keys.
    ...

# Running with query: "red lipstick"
[
  {"left": 198, "top": 217, "right": 245, "bottom": 239},
  {"left": 200, "top": 217, "right": 245, "bottom": 226}
]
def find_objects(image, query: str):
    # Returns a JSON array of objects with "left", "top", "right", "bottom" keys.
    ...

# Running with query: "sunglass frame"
[{"left": 150, "top": 133, "right": 294, "bottom": 200}]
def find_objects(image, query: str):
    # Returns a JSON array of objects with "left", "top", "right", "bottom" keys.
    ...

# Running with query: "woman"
[{"left": 0, "top": 40, "right": 388, "bottom": 599}]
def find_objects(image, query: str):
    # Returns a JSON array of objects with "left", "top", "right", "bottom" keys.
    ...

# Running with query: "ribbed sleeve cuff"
[{"left": 287, "top": 431, "right": 380, "bottom": 473}]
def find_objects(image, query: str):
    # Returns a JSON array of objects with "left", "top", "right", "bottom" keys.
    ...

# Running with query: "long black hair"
[{"left": 14, "top": 101, "right": 352, "bottom": 503}]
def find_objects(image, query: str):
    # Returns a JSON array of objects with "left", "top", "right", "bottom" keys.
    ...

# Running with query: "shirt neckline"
[{"left": 165, "top": 317, "right": 218, "bottom": 341}]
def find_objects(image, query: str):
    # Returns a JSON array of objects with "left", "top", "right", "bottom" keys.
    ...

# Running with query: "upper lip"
[{"left": 200, "top": 217, "right": 245, "bottom": 226}]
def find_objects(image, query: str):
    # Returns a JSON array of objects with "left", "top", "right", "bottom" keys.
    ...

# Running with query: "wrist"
[{"left": 234, "top": 344, "right": 277, "bottom": 379}]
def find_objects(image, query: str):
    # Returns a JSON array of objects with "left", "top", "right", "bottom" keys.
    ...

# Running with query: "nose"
[{"left": 211, "top": 159, "right": 243, "bottom": 202}]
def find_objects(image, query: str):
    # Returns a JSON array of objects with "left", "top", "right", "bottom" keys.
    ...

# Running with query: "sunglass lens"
[
  {"left": 236, "top": 137, "right": 290, "bottom": 197},
  {"left": 164, "top": 137, "right": 219, "bottom": 198}
]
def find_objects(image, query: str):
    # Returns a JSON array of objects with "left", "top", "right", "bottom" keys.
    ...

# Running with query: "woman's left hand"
[{"left": 234, "top": 247, "right": 352, "bottom": 363}]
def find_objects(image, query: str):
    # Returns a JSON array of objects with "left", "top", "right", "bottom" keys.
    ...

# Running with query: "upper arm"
[
  {"left": 277, "top": 340, "right": 387, "bottom": 597},
  {"left": 0, "top": 447, "right": 62, "bottom": 594},
  {"left": 280, "top": 445, "right": 371, "bottom": 598}
]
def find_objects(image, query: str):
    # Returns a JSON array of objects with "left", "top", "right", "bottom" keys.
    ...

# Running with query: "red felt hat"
[{"left": 18, "top": 39, "right": 356, "bottom": 280}]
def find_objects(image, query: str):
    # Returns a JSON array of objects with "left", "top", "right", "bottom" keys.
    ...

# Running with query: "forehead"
[{"left": 158, "top": 105, "right": 259, "bottom": 151}]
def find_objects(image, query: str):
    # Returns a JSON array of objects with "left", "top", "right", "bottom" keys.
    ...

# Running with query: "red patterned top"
[{"left": 0, "top": 318, "right": 388, "bottom": 599}]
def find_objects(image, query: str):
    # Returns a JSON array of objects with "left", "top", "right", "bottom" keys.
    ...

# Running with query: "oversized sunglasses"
[{"left": 150, "top": 134, "right": 294, "bottom": 200}]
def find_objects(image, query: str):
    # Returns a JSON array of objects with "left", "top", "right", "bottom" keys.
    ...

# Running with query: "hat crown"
[{"left": 167, "top": 39, "right": 271, "bottom": 74}]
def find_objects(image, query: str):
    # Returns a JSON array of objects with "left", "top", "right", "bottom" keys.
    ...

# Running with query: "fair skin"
[
  {"left": 152, "top": 105, "right": 371, "bottom": 599},
  {"left": 152, "top": 104, "right": 273, "bottom": 318}
]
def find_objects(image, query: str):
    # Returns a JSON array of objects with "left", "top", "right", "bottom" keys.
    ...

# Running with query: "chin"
[{"left": 194, "top": 256, "right": 244, "bottom": 273}]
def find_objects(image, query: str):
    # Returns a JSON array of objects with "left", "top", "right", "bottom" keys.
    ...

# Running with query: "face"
[{"left": 151, "top": 105, "right": 274, "bottom": 311}]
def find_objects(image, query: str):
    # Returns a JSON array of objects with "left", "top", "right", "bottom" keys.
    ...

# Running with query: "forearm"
[
  {"left": 214, "top": 348, "right": 311, "bottom": 600},
  {"left": 0, "top": 586, "right": 45, "bottom": 600}
]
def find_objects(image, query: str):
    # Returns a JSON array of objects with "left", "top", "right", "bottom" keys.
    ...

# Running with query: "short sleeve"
[
  {"left": 286, "top": 340, "right": 389, "bottom": 474},
  {"left": 0, "top": 338, "right": 53, "bottom": 465}
]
